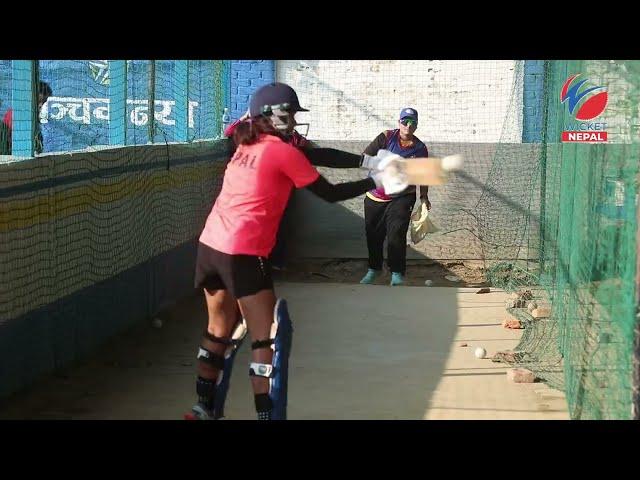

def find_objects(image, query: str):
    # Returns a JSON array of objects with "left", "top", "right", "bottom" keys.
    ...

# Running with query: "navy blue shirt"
[{"left": 364, "top": 129, "right": 428, "bottom": 200}]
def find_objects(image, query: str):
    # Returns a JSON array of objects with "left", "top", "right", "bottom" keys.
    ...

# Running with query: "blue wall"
[
  {"left": 0, "top": 60, "right": 228, "bottom": 154},
  {"left": 229, "top": 60, "right": 275, "bottom": 121},
  {"left": 522, "top": 60, "right": 546, "bottom": 143}
]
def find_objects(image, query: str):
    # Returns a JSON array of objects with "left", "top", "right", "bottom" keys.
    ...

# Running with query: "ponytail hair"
[{"left": 232, "top": 116, "right": 285, "bottom": 146}]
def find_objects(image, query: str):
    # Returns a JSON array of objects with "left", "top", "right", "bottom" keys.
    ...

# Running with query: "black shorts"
[{"left": 194, "top": 242, "right": 273, "bottom": 299}]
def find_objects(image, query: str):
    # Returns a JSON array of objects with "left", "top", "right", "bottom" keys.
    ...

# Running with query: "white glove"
[
  {"left": 371, "top": 156, "right": 409, "bottom": 195},
  {"left": 360, "top": 149, "right": 398, "bottom": 170}
]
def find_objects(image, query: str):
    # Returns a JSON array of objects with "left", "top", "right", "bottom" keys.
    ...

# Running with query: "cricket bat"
[{"left": 400, "top": 155, "right": 464, "bottom": 185}]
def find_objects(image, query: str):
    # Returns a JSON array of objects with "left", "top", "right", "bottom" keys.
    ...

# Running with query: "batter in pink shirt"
[
  {"left": 186, "top": 82, "right": 399, "bottom": 422},
  {"left": 199, "top": 134, "right": 319, "bottom": 257}
]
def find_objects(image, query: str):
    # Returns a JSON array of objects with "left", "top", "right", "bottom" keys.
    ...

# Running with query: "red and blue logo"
[
  {"left": 560, "top": 74, "right": 608, "bottom": 142},
  {"left": 560, "top": 74, "right": 608, "bottom": 121}
]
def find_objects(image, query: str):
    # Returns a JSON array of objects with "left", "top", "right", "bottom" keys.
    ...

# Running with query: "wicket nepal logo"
[{"left": 560, "top": 74, "right": 608, "bottom": 142}]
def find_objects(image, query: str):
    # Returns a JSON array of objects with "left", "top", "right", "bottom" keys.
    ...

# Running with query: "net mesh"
[
  {"left": 1, "top": 60, "right": 638, "bottom": 418},
  {"left": 0, "top": 61, "right": 229, "bottom": 397}
]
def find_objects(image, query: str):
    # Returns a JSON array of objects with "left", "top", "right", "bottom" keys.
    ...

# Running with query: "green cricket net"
[{"left": 486, "top": 60, "right": 639, "bottom": 419}]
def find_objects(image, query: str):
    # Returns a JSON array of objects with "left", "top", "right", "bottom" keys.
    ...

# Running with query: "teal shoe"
[
  {"left": 360, "top": 269, "right": 380, "bottom": 284},
  {"left": 390, "top": 272, "right": 405, "bottom": 286}
]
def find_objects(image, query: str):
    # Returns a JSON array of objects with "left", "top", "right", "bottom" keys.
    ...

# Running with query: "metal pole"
[{"left": 148, "top": 60, "right": 156, "bottom": 142}]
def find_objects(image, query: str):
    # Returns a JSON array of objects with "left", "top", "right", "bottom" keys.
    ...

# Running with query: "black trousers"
[{"left": 364, "top": 194, "right": 415, "bottom": 275}]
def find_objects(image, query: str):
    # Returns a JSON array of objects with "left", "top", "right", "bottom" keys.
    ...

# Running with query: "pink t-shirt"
[{"left": 199, "top": 134, "right": 320, "bottom": 257}]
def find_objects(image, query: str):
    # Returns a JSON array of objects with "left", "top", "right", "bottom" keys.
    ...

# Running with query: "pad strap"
[
  {"left": 249, "top": 362, "right": 274, "bottom": 378},
  {"left": 251, "top": 339, "right": 274, "bottom": 350},
  {"left": 197, "top": 346, "right": 225, "bottom": 369},
  {"left": 203, "top": 330, "right": 232, "bottom": 345}
]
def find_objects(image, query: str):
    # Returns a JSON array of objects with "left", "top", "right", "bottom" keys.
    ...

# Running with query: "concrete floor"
[{"left": 0, "top": 283, "right": 569, "bottom": 420}]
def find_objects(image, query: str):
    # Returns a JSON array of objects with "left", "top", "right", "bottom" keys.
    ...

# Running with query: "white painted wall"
[{"left": 277, "top": 60, "right": 523, "bottom": 143}]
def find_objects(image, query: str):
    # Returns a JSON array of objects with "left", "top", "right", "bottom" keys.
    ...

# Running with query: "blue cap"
[{"left": 399, "top": 107, "right": 418, "bottom": 121}]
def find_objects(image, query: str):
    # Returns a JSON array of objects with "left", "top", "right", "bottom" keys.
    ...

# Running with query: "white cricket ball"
[
  {"left": 152, "top": 317, "right": 163, "bottom": 329},
  {"left": 474, "top": 347, "right": 487, "bottom": 359},
  {"left": 424, "top": 279, "right": 433, "bottom": 286}
]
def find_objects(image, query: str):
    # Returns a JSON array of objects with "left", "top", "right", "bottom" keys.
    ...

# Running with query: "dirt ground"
[
  {"left": 272, "top": 259, "right": 488, "bottom": 287},
  {"left": 0, "top": 282, "right": 568, "bottom": 420}
]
